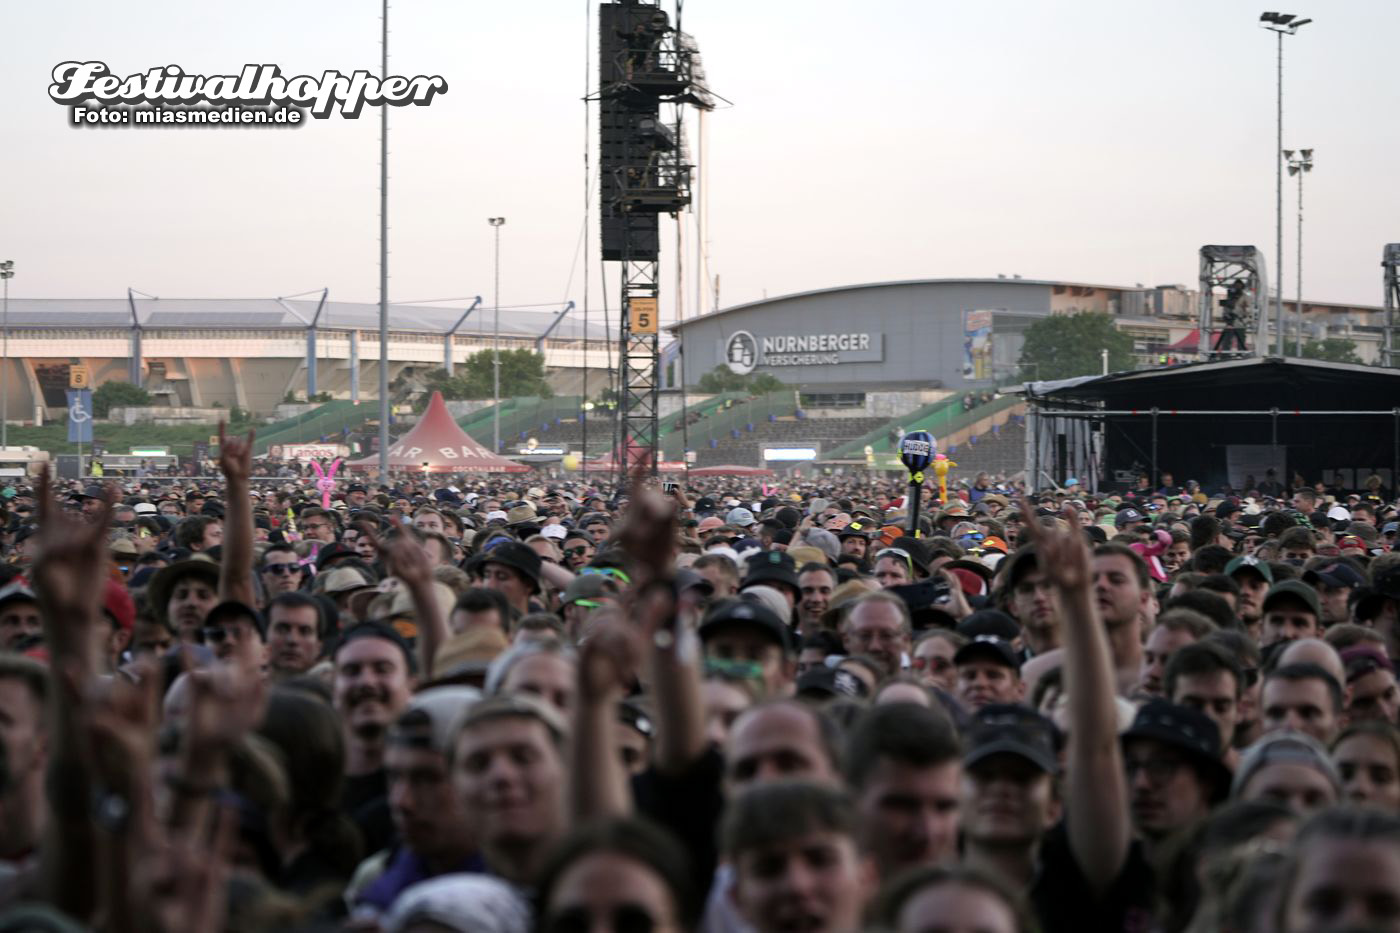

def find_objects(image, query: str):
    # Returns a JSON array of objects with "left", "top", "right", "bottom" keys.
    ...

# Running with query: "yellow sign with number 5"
[{"left": 629, "top": 297, "right": 658, "bottom": 334}]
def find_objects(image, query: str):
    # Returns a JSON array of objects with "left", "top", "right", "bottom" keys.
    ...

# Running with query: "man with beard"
[
  {"left": 796, "top": 564, "right": 837, "bottom": 638},
  {"left": 1224, "top": 555, "right": 1273, "bottom": 641},
  {"left": 334, "top": 621, "right": 418, "bottom": 856},
  {"left": 837, "top": 524, "right": 872, "bottom": 568},
  {"left": 351, "top": 687, "right": 483, "bottom": 915}
]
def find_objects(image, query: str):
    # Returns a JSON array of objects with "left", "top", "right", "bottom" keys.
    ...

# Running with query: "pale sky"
[{"left": 2, "top": 0, "right": 1396, "bottom": 327}]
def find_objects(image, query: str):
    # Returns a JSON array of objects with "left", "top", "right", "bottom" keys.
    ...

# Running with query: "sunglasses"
[
  {"left": 262, "top": 562, "right": 301, "bottom": 575},
  {"left": 564, "top": 546, "right": 591, "bottom": 557},
  {"left": 910, "top": 655, "right": 953, "bottom": 672}
]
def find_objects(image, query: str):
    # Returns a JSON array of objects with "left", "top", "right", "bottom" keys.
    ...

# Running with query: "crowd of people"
[{"left": 3, "top": 424, "right": 1400, "bottom": 932}]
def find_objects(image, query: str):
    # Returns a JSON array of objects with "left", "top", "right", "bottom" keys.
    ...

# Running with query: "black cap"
[
  {"left": 956, "top": 609, "right": 1021, "bottom": 642},
  {"left": 795, "top": 665, "right": 870, "bottom": 700},
  {"left": 964, "top": 704, "right": 1061, "bottom": 774},
  {"left": 1303, "top": 562, "right": 1366, "bottom": 590},
  {"left": 954, "top": 635, "right": 1020, "bottom": 670},
  {"left": 1121, "top": 699, "right": 1231, "bottom": 800},
  {"left": 315, "top": 542, "right": 356, "bottom": 571},
  {"left": 1115, "top": 506, "right": 1147, "bottom": 527},
  {"left": 478, "top": 540, "right": 543, "bottom": 593},
  {"left": 741, "top": 549, "right": 800, "bottom": 594},
  {"left": 205, "top": 600, "right": 266, "bottom": 639},
  {"left": 698, "top": 597, "right": 792, "bottom": 653}
]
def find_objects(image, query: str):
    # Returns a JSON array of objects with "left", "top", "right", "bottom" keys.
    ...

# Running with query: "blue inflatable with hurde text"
[{"left": 899, "top": 431, "right": 935, "bottom": 476}]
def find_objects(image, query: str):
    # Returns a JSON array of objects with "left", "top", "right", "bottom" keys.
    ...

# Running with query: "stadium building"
[
  {"left": 666, "top": 277, "right": 1387, "bottom": 411},
  {"left": 0, "top": 295, "right": 612, "bottom": 419}
]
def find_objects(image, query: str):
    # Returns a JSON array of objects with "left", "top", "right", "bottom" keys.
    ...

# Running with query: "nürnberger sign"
[{"left": 725, "top": 330, "right": 882, "bottom": 374}]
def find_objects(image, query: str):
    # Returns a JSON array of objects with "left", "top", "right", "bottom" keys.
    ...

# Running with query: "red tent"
[
  {"left": 345, "top": 392, "right": 531, "bottom": 473},
  {"left": 687, "top": 464, "right": 776, "bottom": 477}
]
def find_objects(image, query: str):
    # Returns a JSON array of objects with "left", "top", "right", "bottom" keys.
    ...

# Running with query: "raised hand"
[
  {"left": 614, "top": 459, "right": 677, "bottom": 590},
  {"left": 384, "top": 532, "right": 434, "bottom": 588},
  {"left": 578, "top": 614, "right": 643, "bottom": 704},
  {"left": 32, "top": 471, "right": 114, "bottom": 655},
  {"left": 216, "top": 421, "right": 255, "bottom": 485},
  {"left": 1017, "top": 497, "right": 1092, "bottom": 593}
]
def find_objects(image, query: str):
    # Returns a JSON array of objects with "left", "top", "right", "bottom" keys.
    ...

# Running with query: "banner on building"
[{"left": 963, "top": 310, "right": 994, "bottom": 380}]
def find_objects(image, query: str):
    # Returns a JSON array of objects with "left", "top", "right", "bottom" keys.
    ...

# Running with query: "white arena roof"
[{"left": 1, "top": 297, "right": 612, "bottom": 341}]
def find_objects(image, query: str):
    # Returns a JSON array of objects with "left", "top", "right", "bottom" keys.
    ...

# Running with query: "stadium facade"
[
  {"left": 0, "top": 297, "right": 613, "bottom": 418},
  {"left": 666, "top": 278, "right": 1386, "bottom": 406}
]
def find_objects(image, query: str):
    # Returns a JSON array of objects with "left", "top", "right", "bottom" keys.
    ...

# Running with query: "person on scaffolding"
[{"left": 1214, "top": 279, "right": 1250, "bottom": 355}]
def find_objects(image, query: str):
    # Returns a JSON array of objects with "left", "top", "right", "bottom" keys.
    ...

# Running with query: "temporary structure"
[{"left": 345, "top": 392, "right": 531, "bottom": 473}]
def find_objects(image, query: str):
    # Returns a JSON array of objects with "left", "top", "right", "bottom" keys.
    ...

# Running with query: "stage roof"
[{"left": 1023, "top": 357, "right": 1400, "bottom": 412}]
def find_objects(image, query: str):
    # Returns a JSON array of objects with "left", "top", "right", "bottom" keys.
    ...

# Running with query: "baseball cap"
[
  {"left": 560, "top": 573, "right": 614, "bottom": 607},
  {"left": 964, "top": 704, "right": 1060, "bottom": 774},
  {"left": 1224, "top": 555, "right": 1274, "bottom": 584},
  {"left": 795, "top": 665, "right": 870, "bottom": 701},
  {"left": 1261, "top": 579, "right": 1321, "bottom": 618},
  {"left": 389, "top": 686, "right": 482, "bottom": 756},
  {"left": 1302, "top": 562, "right": 1366, "bottom": 591},
  {"left": 956, "top": 609, "right": 1021, "bottom": 642},
  {"left": 1231, "top": 731, "right": 1340, "bottom": 799},
  {"left": 539, "top": 523, "right": 568, "bottom": 541},
  {"left": 1341, "top": 645, "right": 1395, "bottom": 684},
  {"left": 698, "top": 597, "right": 792, "bottom": 653},
  {"left": 953, "top": 635, "right": 1020, "bottom": 670},
  {"left": 726, "top": 507, "right": 756, "bottom": 528},
  {"left": 1114, "top": 506, "right": 1146, "bottom": 528}
]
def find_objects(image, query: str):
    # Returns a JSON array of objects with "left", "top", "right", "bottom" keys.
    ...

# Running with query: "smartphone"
[{"left": 662, "top": 481, "right": 679, "bottom": 496}]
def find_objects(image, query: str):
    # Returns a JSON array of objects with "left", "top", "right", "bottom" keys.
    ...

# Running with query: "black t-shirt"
[
  {"left": 1029, "top": 822, "right": 1155, "bottom": 933},
  {"left": 631, "top": 745, "right": 726, "bottom": 898},
  {"left": 341, "top": 769, "right": 396, "bottom": 858}
]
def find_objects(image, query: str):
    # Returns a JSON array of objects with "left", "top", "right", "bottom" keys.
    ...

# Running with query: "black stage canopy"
[{"left": 1021, "top": 357, "right": 1400, "bottom": 494}]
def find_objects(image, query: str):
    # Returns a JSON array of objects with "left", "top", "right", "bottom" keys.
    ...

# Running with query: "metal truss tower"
[{"left": 599, "top": 0, "right": 713, "bottom": 479}]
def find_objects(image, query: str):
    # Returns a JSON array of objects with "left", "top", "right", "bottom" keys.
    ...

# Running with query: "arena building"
[
  {"left": 0, "top": 295, "right": 612, "bottom": 419},
  {"left": 666, "top": 277, "right": 1388, "bottom": 412}
]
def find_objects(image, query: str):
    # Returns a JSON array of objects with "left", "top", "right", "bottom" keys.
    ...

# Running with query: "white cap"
[
  {"left": 1327, "top": 505, "right": 1352, "bottom": 521},
  {"left": 540, "top": 524, "right": 567, "bottom": 540},
  {"left": 485, "top": 509, "right": 509, "bottom": 523}
]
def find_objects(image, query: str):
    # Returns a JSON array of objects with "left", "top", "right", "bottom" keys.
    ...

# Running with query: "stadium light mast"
[
  {"left": 1260, "top": 11, "right": 1312, "bottom": 356},
  {"left": 377, "top": 0, "right": 391, "bottom": 474},
  {"left": 0, "top": 261, "right": 12, "bottom": 450},
  {"left": 1286, "top": 148, "right": 1314, "bottom": 356},
  {"left": 488, "top": 217, "right": 506, "bottom": 452}
]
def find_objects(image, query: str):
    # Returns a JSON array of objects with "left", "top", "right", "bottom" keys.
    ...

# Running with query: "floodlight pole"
[
  {"left": 1286, "top": 150, "right": 1313, "bottom": 357},
  {"left": 1273, "top": 25, "right": 1283, "bottom": 356},
  {"left": 1261, "top": 12, "right": 1311, "bottom": 357},
  {"left": 377, "top": 0, "right": 390, "bottom": 475},
  {"left": 488, "top": 218, "right": 506, "bottom": 452},
  {"left": 0, "top": 261, "right": 12, "bottom": 451}
]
